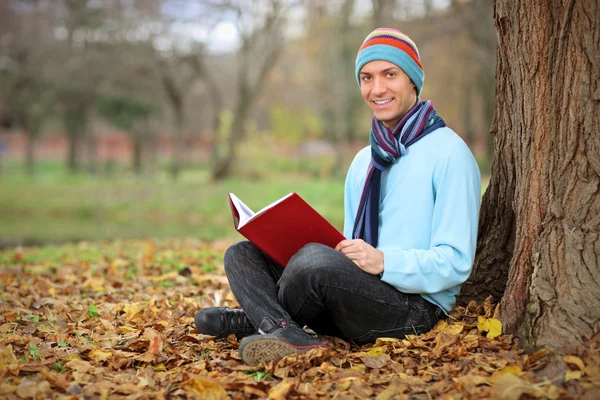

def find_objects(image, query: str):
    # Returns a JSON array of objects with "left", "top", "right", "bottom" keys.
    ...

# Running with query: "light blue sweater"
[{"left": 343, "top": 126, "right": 481, "bottom": 313}]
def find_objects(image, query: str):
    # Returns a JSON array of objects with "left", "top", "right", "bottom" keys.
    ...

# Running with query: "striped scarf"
[{"left": 352, "top": 100, "right": 446, "bottom": 247}]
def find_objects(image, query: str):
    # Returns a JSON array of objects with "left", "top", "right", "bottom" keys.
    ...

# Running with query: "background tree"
[
  {"left": 209, "top": 0, "right": 288, "bottom": 180},
  {"left": 459, "top": 0, "right": 599, "bottom": 353}
]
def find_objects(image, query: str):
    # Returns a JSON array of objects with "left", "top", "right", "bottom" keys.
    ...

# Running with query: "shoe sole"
[{"left": 239, "top": 336, "right": 326, "bottom": 366}]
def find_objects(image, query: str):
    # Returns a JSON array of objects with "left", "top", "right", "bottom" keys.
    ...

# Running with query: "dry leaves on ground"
[{"left": 1, "top": 239, "right": 599, "bottom": 399}]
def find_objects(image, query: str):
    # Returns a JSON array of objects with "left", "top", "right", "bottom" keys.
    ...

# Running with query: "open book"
[{"left": 228, "top": 192, "right": 345, "bottom": 266}]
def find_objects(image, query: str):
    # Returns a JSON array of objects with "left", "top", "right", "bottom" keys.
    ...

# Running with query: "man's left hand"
[{"left": 335, "top": 239, "right": 384, "bottom": 276}]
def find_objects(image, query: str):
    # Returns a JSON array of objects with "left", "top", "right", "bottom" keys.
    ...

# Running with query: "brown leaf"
[
  {"left": 492, "top": 373, "right": 547, "bottom": 400},
  {"left": 268, "top": 378, "right": 297, "bottom": 400},
  {"left": 16, "top": 378, "right": 51, "bottom": 399},
  {"left": 65, "top": 358, "right": 94, "bottom": 374},
  {"left": 361, "top": 354, "right": 390, "bottom": 369},
  {"left": 0, "top": 345, "right": 20, "bottom": 377},
  {"left": 432, "top": 332, "right": 460, "bottom": 356}
]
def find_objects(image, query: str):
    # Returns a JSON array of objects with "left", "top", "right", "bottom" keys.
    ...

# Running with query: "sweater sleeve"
[{"left": 380, "top": 142, "right": 481, "bottom": 294}]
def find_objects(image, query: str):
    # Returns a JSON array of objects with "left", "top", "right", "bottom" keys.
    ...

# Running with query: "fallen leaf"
[
  {"left": 181, "top": 378, "right": 228, "bottom": 400},
  {"left": 88, "top": 349, "right": 113, "bottom": 363},
  {"left": 564, "top": 355, "right": 585, "bottom": 371},
  {"left": 268, "top": 378, "right": 297, "bottom": 400},
  {"left": 362, "top": 354, "right": 390, "bottom": 369},
  {"left": 565, "top": 370, "right": 584, "bottom": 381},
  {"left": 0, "top": 345, "right": 20, "bottom": 376},
  {"left": 493, "top": 372, "right": 546, "bottom": 399},
  {"left": 16, "top": 378, "right": 51, "bottom": 399},
  {"left": 65, "top": 359, "right": 93, "bottom": 374},
  {"left": 477, "top": 316, "right": 502, "bottom": 338}
]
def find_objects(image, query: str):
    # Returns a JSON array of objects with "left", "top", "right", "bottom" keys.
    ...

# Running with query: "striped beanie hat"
[{"left": 355, "top": 28, "right": 424, "bottom": 95}]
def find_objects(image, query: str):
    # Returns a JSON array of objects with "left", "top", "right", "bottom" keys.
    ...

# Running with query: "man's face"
[{"left": 359, "top": 60, "right": 417, "bottom": 130}]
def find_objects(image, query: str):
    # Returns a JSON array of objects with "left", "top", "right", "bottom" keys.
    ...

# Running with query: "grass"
[
  {"left": 0, "top": 160, "right": 346, "bottom": 246},
  {"left": 0, "top": 157, "right": 489, "bottom": 247}
]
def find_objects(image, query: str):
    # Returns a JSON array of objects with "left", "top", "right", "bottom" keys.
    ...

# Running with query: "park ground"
[{"left": 0, "top": 163, "right": 599, "bottom": 399}]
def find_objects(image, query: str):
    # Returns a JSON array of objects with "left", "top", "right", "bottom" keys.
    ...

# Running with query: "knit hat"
[{"left": 355, "top": 28, "right": 424, "bottom": 95}]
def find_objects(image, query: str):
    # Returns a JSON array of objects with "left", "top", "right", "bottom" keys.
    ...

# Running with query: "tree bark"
[
  {"left": 25, "top": 132, "right": 36, "bottom": 175},
  {"left": 460, "top": 0, "right": 600, "bottom": 352}
]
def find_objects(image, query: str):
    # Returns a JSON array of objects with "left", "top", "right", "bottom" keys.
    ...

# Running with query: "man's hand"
[{"left": 335, "top": 239, "right": 384, "bottom": 276}]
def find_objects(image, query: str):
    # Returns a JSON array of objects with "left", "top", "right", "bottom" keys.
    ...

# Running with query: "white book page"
[
  {"left": 229, "top": 193, "right": 255, "bottom": 228},
  {"left": 229, "top": 192, "right": 294, "bottom": 229}
]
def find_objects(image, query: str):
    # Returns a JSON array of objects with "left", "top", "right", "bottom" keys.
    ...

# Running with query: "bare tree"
[
  {"left": 0, "top": 0, "right": 54, "bottom": 175},
  {"left": 372, "top": 0, "right": 396, "bottom": 28},
  {"left": 459, "top": 0, "right": 599, "bottom": 355},
  {"left": 208, "top": 0, "right": 288, "bottom": 180}
]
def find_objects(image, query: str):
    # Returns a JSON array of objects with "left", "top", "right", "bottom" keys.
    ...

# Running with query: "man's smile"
[{"left": 372, "top": 98, "right": 393, "bottom": 106}]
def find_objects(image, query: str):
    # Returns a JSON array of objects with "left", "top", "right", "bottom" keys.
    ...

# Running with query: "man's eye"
[
  {"left": 387, "top": 72, "right": 396, "bottom": 77},
  {"left": 362, "top": 76, "right": 371, "bottom": 81}
]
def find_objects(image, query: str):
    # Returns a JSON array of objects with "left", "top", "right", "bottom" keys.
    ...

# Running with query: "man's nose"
[{"left": 372, "top": 77, "right": 386, "bottom": 95}]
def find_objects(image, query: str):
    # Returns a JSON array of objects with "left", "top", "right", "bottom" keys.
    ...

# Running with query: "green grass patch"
[{"left": 0, "top": 162, "right": 345, "bottom": 246}]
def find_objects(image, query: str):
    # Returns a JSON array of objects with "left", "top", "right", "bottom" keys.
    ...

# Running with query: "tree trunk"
[
  {"left": 372, "top": 0, "right": 396, "bottom": 29},
  {"left": 67, "top": 128, "right": 79, "bottom": 173},
  {"left": 169, "top": 106, "right": 184, "bottom": 180},
  {"left": 132, "top": 127, "right": 143, "bottom": 175},
  {"left": 211, "top": 93, "right": 250, "bottom": 180},
  {"left": 460, "top": 0, "right": 600, "bottom": 352},
  {"left": 25, "top": 131, "right": 36, "bottom": 175}
]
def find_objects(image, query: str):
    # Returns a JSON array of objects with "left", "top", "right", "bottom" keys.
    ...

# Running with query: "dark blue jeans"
[{"left": 224, "top": 241, "right": 444, "bottom": 345}]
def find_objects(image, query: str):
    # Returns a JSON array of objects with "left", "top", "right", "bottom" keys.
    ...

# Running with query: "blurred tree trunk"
[
  {"left": 330, "top": 0, "right": 354, "bottom": 175},
  {"left": 24, "top": 129, "right": 38, "bottom": 175},
  {"left": 459, "top": 0, "right": 600, "bottom": 352},
  {"left": 132, "top": 122, "right": 144, "bottom": 175},
  {"left": 85, "top": 109, "right": 97, "bottom": 175},
  {"left": 158, "top": 58, "right": 193, "bottom": 180},
  {"left": 211, "top": 1, "right": 284, "bottom": 180},
  {"left": 372, "top": 0, "right": 395, "bottom": 28},
  {"left": 64, "top": 102, "right": 85, "bottom": 173}
]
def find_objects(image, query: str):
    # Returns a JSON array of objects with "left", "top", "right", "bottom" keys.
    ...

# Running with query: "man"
[{"left": 195, "top": 28, "right": 481, "bottom": 366}]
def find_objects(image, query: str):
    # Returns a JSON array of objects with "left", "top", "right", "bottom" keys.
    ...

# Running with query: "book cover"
[{"left": 228, "top": 192, "right": 345, "bottom": 266}]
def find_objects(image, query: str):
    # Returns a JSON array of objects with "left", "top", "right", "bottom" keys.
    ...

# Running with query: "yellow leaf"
[
  {"left": 563, "top": 355, "right": 585, "bottom": 371},
  {"left": 154, "top": 363, "right": 167, "bottom": 371},
  {"left": 118, "top": 325, "right": 141, "bottom": 334},
  {"left": 88, "top": 349, "right": 113, "bottom": 363},
  {"left": 477, "top": 316, "right": 502, "bottom": 338},
  {"left": 487, "top": 318, "right": 502, "bottom": 338},
  {"left": 445, "top": 324, "right": 465, "bottom": 336},
  {"left": 36, "top": 321, "right": 57, "bottom": 334},
  {"left": 477, "top": 315, "right": 488, "bottom": 333},
  {"left": 565, "top": 370, "right": 583, "bottom": 382},
  {"left": 433, "top": 319, "right": 448, "bottom": 332},
  {"left": 181, "top": 378, "right": 228, "bottom": 400},
  {"left": 492, "top": 366, "right": 523, "bottom": 381},
  {"left": 367, "top": 346, "right": 385, "bottom": 356}
]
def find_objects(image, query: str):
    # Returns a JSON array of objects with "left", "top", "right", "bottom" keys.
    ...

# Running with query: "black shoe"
[
  {"left": 194, "top": 307, "right": 255, "bottom": 339},
  {"left": 238, "top": 317, "right": 327, "bottom": 366}
]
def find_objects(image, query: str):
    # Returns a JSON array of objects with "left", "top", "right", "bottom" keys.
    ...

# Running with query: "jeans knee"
[
  {"left": 224, "top": 241, "right": 257, "bottom": 274},
  {"left": 287, "top": 243, "right": 331, "bottom": 270},
  {"left": 281, "top": 243, "right": 337, "bottom": 288}
]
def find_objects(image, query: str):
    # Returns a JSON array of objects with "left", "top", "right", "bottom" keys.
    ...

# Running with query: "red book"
[{"left": 228, "top": 192, "right": 345, "bottom": 266}]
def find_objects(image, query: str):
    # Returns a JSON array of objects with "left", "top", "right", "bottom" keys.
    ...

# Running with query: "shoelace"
[{"left": 222, "top": 310, "right": 252, "bottom": 333}]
